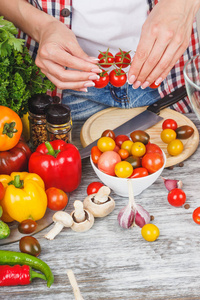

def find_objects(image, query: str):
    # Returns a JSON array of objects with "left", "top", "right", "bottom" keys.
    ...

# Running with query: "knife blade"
[{"left": 79, "top": 86, "right": 187, "bottom": 159}]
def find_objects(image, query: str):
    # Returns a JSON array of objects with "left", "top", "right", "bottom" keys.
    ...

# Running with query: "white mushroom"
[
  {"left": 67, "top": 269, "right": 84, "bottom": 300},
  {"left": 83, "top": 186, "right": 115, "bottom": 217},
  {"left": 44, "top": 211, "right": 74, "bottom": 240},
  {"left": 71, "top": 200, "right": 94, "bottom": 232}
]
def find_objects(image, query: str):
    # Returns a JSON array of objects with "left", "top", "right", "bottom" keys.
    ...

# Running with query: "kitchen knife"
[{"left": 79, "top": 85, "right": 187, "bottom": 159}]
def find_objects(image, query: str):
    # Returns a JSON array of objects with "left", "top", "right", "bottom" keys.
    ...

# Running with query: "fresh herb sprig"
[{"left": 0, "top": 17, "right": 55, "bottom": 117}]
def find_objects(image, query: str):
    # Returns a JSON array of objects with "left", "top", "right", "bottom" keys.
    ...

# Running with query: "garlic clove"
[
  {"left": 161, "top": 177, "right": 183, "bottom": 191},
  {"left": 135, "top": 204, "right": 150, "bottom": 228},
  {"left": 117, "top": 204, "right": 135, "bottom": 229}
]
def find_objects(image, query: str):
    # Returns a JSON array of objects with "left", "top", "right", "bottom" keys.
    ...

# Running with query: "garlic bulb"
[{"left": 117, "top": 180, "right": 150, "bottom": 229}]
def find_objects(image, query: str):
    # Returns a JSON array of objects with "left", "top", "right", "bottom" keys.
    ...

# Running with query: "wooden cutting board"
[{"left": 80, "top": 107, "right": 200, "bottom": 168}]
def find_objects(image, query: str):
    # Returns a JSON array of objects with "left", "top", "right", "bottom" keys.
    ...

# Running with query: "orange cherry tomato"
[
  {"left": 91, "top": 146, "right": 102, "bottom": 164},
  {"left": 118, "top": 148, "right": 129, "bottom": 160},
  {"left": 167, "top": 139, "right": 184, "bottom": 156},
  {"left": 0, "top": 106, "right": 22, "bottom": 151}
]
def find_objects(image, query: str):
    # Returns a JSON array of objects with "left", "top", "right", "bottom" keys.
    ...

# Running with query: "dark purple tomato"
[
  {"left": 18, "top": 219, "right": 38, "bottom": 234},
  {"left": 19, "top": 236, "right": 41, "bottom": 257},
  {"left": 130, "top": 130, "right": 150, "bottom": 145},
  {"left": 175, "top": 125, "right": 194, "bottom": 139},
  {"left": 125, "top": 155, "right": 141, "bottom": 169}
]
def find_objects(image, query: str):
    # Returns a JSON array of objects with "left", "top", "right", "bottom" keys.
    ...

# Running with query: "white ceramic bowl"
[{"left": 90, "top": 151, "right": 166, "bottom": 197}]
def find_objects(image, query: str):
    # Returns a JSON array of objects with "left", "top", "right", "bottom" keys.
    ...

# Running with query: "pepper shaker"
[
  {"left": 28, "top": 94, "right": 52, "bottom": 150},
  {"left": 46, "top": 103, "right": 72, "bottom": 143}
]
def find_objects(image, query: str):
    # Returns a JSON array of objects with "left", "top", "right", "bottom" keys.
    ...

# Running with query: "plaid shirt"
[{"left": 18, "top": 0, "right": 200, "bottom": 113}]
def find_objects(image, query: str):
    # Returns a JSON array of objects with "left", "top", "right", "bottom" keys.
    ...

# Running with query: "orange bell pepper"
[{"left": 0, "top": 172, "right": 47, "bottom": 223}]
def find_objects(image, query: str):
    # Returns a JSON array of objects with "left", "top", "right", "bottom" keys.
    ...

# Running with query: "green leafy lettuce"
[{"left": 0, "top": 16, "right": 55, "bottom": 117}]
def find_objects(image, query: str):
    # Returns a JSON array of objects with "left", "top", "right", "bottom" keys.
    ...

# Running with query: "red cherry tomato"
[
  {"left": 150, "top": 81, "right": 161, "bottom": 89},
  {"left": 115, "top": 134, "right": 130, "bottom": 148},
  {"left": 114, "top": 50, "right": 131, "bottom": 68},
  {"left": 87, "top": 182, "right": 104, "bottom": 195},
  {"left": 193, "top": 207, "right": 200, "bottom": 224},
  {"left": 98, "top": 50, "right": 114, "bottom": 68},
  {"left": 162, "top": 119, "right": 178, "bottom": 130},
  {"left": 93, "top": 70, "right": 109, "bottom": 89},
  {"left": 142, "top": 152, "right": 164, "bottom": 174},
  {"left": 46, "top": 187, "right": 68, "bottom": 211},
  {"left": 167, "top": 188, "right": 186, "bottom": 207},
  {"left": 145, "top": 143, "right": 163, "bottom": 156},
  {"left": 91, "top": 146, "right": 102, "bottom": 164},
  {"left": 97, "top": 150, "right": 121, "bottom": 176},
  {"left": 109, "top": 69, "right": 127, "bottom": 87},
  {"left": 0, "top": 182, "right": 5, "bottom": 201},
  {"left": 129, "top": 167, "right": 149, "bottom": 178}
]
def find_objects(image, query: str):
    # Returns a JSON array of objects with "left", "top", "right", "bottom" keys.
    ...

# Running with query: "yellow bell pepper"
[{"left": 0, "top": 172, "right": 47, "bottom": 223}]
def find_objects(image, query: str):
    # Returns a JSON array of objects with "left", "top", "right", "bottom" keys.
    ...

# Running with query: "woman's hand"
[
  {"left": 128, "top": 0, "right": 200, "bottom": 89},
  {"left": 36, "top": 20, "right": 101, "bottom": 91}
]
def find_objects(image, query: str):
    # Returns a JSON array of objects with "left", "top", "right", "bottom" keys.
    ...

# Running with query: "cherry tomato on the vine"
[
  {"left": 141, "top": 224, "right": 160, "bottom": 242},
  {"left": 162, "top": 119, "right": 178, "bottom": 130},
  {"left": 91, "top": 146, "right": 102, "bottom": 164},
  {"left": 114, "top": 49, "right": 131, "bottom": 68},
  {"left": 46, "top": 187, "right": 68, "bottom": 211},
  {"left": 87, "top": 182, "right": 104, "bottom": 195},
  {"left": 149, "top": 81, "right": 162, "bottom": 89},
  {"left": 109, "top": 69, "right": 127, "bottom": 87},
  {"left": 193, "top": 207, "right": 200, "bottom": 224},
  {"left": 129, "top": 167, "right": 149, "bottom": 178},
  {"left": 97, "top": 136, "right": 116, "bottom": 152},
  {"left": 167, "top": 188, "right": 186, "bottom": 207},
  {"left": 93, "top": 70, "right": 109, "bottom": 89},
  {"left": 98, "top": 49, "right": 114, "bottom": 68}
]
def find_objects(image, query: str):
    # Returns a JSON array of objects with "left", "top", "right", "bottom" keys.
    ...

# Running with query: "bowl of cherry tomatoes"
[{"left": 90, "top": 130, "right": 167, "bottom": 197}]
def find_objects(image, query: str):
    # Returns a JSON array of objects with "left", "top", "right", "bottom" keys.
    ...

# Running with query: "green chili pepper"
[{"left": 0, "top": 250, "right": 54, "bottom": 288}]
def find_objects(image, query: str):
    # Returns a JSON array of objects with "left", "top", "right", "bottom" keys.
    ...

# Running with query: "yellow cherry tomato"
[
  {"left": 141, "top": 224, "right": 160, "bottom": 242},
  {"left": 160, "top": 129, "right": 176, "bottom": 144},
  {"left": 115, "top": 161, "right": 133, "bottom": 178},
  {"left": 121, "top": 140, "right": 134, "bottom": 155},
  {"left": 167, "top": 139, "right": 184, "bottom": 156},
  {"left": 131, "top": 142, "right": 146, "bottom": 157},
  {"left": 97, "top": 137, "right": 116, "bottom": 152}
]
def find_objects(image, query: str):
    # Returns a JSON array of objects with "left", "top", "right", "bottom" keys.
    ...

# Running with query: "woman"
[{"left": 0, "top": 0, "right": 200, "bottom": 120}]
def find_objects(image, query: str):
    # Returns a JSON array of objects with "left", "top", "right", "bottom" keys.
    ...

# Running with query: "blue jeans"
[{"left": 62, "top": 83, "right": 160, "bottom": 121}]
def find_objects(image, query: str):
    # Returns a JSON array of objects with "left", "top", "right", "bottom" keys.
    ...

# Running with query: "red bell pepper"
[
  {"left": 0, "top": 138, "right": 32, "bottom": 175},
  {"left": 28, "top": 140, "right": 82, "bottom": 193}
]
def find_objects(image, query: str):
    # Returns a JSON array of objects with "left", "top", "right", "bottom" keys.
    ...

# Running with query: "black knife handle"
[{"left": 147, "top": 86, "right": 187, "bottom": 114}]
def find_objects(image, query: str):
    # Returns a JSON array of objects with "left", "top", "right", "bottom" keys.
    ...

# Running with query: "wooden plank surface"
[
  {"left": 1, "top": 113, "right": 200, "bottom": 300},
  {"left": 80, "top": 107, "right": 199, "bottom": 168}
]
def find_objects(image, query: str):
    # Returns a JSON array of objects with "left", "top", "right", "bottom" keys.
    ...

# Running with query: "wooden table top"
[{"left": 1, "top": 113, "right": 200, "bottom": 300}]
